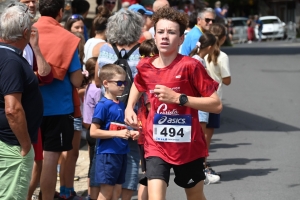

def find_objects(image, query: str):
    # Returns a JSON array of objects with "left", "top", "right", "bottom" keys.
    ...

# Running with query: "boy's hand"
[
  {"left": 129, "top": 130, "right": 140, "bottom": 140},
  {"left": 118, "top": 129, "right": 131, "bottom": 140}
]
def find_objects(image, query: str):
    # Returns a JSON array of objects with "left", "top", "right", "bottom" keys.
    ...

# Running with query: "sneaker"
[
  {"left": 39, "top": 191, "right": 60, "bottom": 200},
  {"left": 204, "top": 167, "right": 221, "bottom": 177},
  {"left": 205, "top": 173, "right": 220, "bottom": 184},
  {"left": 74, "top": 176, "right": 80, "bottom": 181}
]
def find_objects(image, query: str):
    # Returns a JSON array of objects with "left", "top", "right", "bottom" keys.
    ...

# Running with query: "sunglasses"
[
  {"left": 108, "top": 80, "right": 127, "bottom": 86},
  {"left": 204, "top": 18, "right": 215, "bottom": 23},
  {"left": 71, "top": 14, "right": 84, "bottom": 20},
  {"left": 105, "top": 1, "right": 116, "bottom": 5}
]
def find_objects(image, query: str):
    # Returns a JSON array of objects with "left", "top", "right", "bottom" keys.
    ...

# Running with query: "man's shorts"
[
  {"left": 198, "top": 110, "right": 209, "bottom": 123},
  {"left": 95, "top": 153, "right": 127, "bottom": 185},
  {"left": 40, "top": 114, "right": 74, "bottom": 152},
  {"left": 145, "top": 156, "right": 206, "bottom": 188},
  {"left": 122, "top": 139, "right": 140, "bottom": 191},
  {"left": 32, "top": 129, "right": 43, "bottom": 161},
  {"left": 206, "top": 113, "right": 221, "bottom": 128},
  {"left": 0, "top": 140, "right": 34, "bottom": 199},
  {"left": 74, "top": 117, "right": 83, "bottom": 131}
]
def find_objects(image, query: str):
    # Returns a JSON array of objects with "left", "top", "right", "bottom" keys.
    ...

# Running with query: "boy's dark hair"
[
  {"left": 139, "top": 39, "right": 159, "bottom": 58},
  {"left": 99, "top": 64, "right": 126, "bottom": 84},
  {"left": 188, "top": 11, "right": 198, "bottom": 29},
  {"left": 189, "top": 32, "right": 217, "bottom": 57},
  {"left": 71, "top": 0, "right": 90, "bottom": 15},
  {"left": 152, "top": 7, "right": 188, "bottom": 36},
  {"left": 39, "top": 0, "right": 65, "bottom": 19}
]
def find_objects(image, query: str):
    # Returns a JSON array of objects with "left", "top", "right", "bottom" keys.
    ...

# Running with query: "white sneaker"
[{"left": 205, "top": 173, "right": 220, "bottom": 184}]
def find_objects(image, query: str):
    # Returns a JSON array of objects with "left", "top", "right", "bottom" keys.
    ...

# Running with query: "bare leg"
[
  {"left": 121, "top": 188, "right": 134, "bottom": 200},
  {"left": 60, "top": 130, "right": 81, "bottom": 190},
  {"left": 185, "top": 181, "right": 206, "bottom": 200},
  {"left": 148, "top": 179, "right": 167, "bottom": 200},
  {"left": 138, "top": 185, "right": 148, "bottom": 200},
  {"left": 205, "top": 128, "right": 214, "bottom": 151},
  {"left": 90, "top": 186, "right": 100, "bottom": 199},
  {"left": 27, "top": 160, "right": 43, "bottom": 200},
  {"left": 112, "top": 184, "right": 122, "bottom": 200},
  {"left": 98, "top": 184, "right": 115, "bottom": 200},
  {"left": 40, "top": 151, "right": 60, "bottom": 200}
]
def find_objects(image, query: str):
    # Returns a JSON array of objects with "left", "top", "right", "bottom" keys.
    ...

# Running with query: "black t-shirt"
[{"left": 0, "top": 43, "right": 43, "bottom": 145}]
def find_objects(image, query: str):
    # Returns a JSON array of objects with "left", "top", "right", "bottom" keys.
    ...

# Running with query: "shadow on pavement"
[
  {"left": 208, "top": 158, "right": 270, "bottom": 167},
  {"left": 215, "top": 105, "right": 300, "bottom": 134},
  {"left": 210, "top": 143, "right": 252, "bottom": 150},
  {"left": 218, "top": 168, "right": 278, "bottom": 182}
]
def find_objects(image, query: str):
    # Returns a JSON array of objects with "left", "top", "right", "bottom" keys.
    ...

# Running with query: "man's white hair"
[{"left": 0, "top": 2, "right": 31, "bottom": 42}]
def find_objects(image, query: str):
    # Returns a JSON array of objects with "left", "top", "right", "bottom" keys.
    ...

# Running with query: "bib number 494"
[{"left": 160, "top": 127, "right": 184, "bottom": 138}]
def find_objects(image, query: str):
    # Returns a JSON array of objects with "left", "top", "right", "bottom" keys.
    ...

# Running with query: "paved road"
[{"left": 164, "top": 41, "right": 300, "bottom": 200}]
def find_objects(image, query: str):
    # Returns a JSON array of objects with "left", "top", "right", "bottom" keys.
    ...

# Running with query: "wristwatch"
[{"left": 179, "top": 94, "right": 188, "bottom": 106}]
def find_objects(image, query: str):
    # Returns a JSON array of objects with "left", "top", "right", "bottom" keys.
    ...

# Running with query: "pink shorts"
[{"left": 32, "top": 129, "right": 43, "bottom": 161}]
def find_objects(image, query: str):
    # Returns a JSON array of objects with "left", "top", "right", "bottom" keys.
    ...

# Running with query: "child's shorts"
[
  {"left": 206, "top": 113, "right": 221, "bottom": 128},
  {"left": 95, "top": 153, "right": 127, "bottom": 185},
  {"left": 198, "top": 110, "right": 209, "bottom": 123}
]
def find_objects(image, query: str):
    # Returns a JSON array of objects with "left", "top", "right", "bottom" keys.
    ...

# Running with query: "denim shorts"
[
  {"left": 73, "top": 117, "right": 82, "bottom": 131},
  {"left": 198, "top": 110, "right": 209, "bottom": 123},
  {"left": 122, "top": 139, "right": 140, "bottom": 191}
]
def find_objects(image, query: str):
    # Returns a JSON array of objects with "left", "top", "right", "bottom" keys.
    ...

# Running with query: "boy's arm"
[{"left": 90, "top": 123, "right": 131, "bottom": 139}]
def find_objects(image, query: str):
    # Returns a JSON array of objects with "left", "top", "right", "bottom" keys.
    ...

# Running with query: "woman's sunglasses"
[
  {"left": 108, "top": 80, "right": 127, "bottom": 86},
  {"left": 71, "top": 14, "right": 84, "bottom": 20}
]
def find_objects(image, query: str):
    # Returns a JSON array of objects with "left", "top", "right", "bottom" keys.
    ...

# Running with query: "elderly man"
[
  {"left": 180, "top": 8, "right": 216, "bottom": 56},
  {"left": 0, "top": 3, "right": 43, "bottom": 200}
]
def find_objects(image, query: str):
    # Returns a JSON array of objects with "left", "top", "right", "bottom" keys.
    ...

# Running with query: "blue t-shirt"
[
  {"left": 92, "top": 97, "right": 129, "bottom": 154},
  {"left": 180, "top": 26, "right": 203, "bottom": 56},
  {"left": 39, "top": 49, "right": 81, "bottom": 116}
]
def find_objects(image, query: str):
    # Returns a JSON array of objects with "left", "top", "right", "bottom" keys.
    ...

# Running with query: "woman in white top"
[
  {"left": 83, "top": 5, "right": 110, "bottom": 66},
  {"left": 204, "top": 23, "right": 231, "bottom": 171}
]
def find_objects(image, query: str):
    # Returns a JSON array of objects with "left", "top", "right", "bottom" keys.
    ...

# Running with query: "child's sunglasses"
[{"left": 108, "top": 80, "right": 127, "bottom": 86}]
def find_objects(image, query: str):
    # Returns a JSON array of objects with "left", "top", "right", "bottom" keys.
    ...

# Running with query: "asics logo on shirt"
[
  {"left": 175, "top": 75, "right": 181, "bottom": 78},
  {"left": 157, "top": 116, "right": 186, "bottom": 125}
]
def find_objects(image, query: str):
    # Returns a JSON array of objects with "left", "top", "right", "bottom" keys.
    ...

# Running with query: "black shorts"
[
  {"left": 145, "top": 156, "right": 205, "bottom": 188},
  {"left": 40, "top": 114, "right": 74, "bottom": 152}
]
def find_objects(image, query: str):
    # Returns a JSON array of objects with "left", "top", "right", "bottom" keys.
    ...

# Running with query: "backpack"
[{"left": 111, "top": 43, "right": 140, "bottom": 106}]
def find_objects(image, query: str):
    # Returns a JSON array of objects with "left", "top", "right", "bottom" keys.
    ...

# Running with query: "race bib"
[
  {"left": 109, "top": 122, "right": 127, "bottom": 131},
  {"left": 153, "top": 114, "right": 191, "bottom": 143}
]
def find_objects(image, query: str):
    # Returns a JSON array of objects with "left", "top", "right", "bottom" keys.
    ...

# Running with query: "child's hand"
[
  {"left": 118, "top": 129, "right": 131, "bottom": 140},
  {"left": 129, "top": 130, "right": 140, "bottom": 140}
]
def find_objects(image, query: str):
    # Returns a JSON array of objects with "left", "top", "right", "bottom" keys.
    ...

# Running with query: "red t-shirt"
[{"left": 134, "top": 54, "right": 218, "bottom": 165}]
